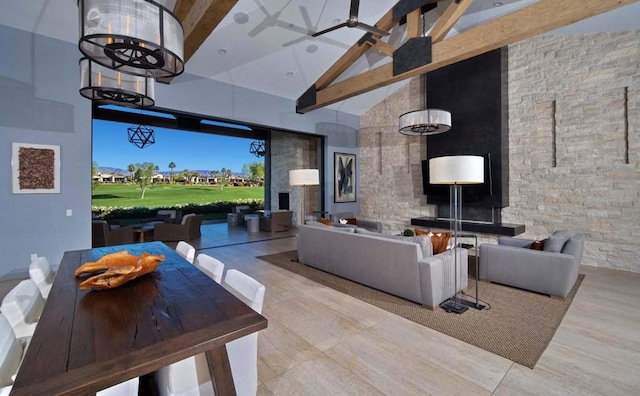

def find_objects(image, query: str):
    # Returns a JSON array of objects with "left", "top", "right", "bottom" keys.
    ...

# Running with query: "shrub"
[
  {"left": 403, "top": 228, "right": 415, "bottom": 236},
  {"left": 92, "top": 199, "right": 264, "bottom": 220}
]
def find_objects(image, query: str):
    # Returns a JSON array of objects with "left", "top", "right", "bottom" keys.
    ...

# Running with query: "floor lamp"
[
  {"left": 429, "top": 155, "right": 484, "bottom": 314},
  {"left": 289, "top": 169, "right": 319, "bottom": 225}
]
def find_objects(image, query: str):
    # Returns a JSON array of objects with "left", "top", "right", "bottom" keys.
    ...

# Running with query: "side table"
[{"left": 245, "top": 215, "right": 260, "bottom": 233}]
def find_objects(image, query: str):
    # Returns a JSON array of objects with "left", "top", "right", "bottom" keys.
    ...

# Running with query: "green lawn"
[{"left": 92, "top": 183, "right": 264, "bottom": 208}]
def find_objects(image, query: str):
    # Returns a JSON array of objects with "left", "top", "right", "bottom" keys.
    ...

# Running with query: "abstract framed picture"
[
  {"left": 334, "top": 152, "right": 356, "bottom": 203},
  {"left": 11, "top": 142, "right": 61, "bottom": 194}
]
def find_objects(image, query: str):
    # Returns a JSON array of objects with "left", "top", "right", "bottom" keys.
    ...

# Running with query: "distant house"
[{"left": 94, "top": 173, "right": 127, "bottom": 183}]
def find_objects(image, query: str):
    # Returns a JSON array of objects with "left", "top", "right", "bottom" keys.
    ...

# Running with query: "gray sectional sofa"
[
  {"left": 479, "top": 230, "right": 584, "bottom": 298},
  {"left": 297, "top": 223, "right": 468, "bottom": 309}
]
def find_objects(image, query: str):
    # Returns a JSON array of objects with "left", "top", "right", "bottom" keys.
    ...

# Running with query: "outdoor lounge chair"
[{"left": 153, "top": 214, "right": 203, "bottom": 242}]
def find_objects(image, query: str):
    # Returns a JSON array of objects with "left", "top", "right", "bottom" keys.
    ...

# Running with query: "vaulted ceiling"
[{"left": 1, "top": 0, "right": 639, "bottom": 115}]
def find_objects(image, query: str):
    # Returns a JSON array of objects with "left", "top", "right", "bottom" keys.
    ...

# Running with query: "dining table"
[{"left": 10, "top": 241, "right": 267, "bottom": 395}]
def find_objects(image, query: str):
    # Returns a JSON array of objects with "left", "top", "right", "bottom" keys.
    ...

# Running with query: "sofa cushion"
[
  {"left": 181, "top": 213, "right": 195, "bottom": 225},
  {"left": 331, "top": 226, "right": 356, "bottom": 233},
  {"left": 530, "top": 239, "right": 547, "bottom": 250},
  {"left": 378, "top": 235, "right": 432, "bottom": 258},
  {"left": 306, "top": 220, "right": 331, "bottom": 228},
  {"left": 543, "top": 230, "right": 574, "bottom": 253}
]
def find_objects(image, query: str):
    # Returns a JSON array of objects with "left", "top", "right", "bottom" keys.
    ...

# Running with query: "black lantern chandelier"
[
  {"left": 128, "top": 124, "right": 155, "bottom": 148},
  {"left": 249, "top": 140, "right": 266, "bottom": 157},
  {"left": 79, "top": 57, "right": 155, "bottom": 107}
]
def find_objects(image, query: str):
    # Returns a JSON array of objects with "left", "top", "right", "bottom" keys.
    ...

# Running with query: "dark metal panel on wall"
[{"left": 424, "top": 48, "right": 509, "bottom": 222}]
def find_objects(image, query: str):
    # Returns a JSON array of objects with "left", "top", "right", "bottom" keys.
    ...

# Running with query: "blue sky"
[{"left": 92, "top": 119, "right": 263, "bottom": 174}]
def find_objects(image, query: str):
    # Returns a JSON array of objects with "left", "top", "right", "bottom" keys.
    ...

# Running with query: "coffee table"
[{"left": 133, "top": 224, "right": 154, "bottom": 242}]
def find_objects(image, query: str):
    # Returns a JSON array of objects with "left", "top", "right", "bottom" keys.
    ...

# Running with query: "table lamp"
[{"left": 430, "top": 155, "right": 484, "bottom": 314}]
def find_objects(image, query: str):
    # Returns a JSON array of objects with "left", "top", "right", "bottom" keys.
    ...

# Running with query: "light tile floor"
[
  {"left": 195, "top": 232, "right": 640, "bottom": 395},
  {"left": 5, "top": 224, "right": 639, "bottom": 395}
]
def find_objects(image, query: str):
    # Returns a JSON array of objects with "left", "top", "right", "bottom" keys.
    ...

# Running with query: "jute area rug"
[{"left": 256, "top": 250, "right": 584, "bottom": 369}]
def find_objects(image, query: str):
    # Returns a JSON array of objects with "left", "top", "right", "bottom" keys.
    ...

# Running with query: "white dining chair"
[
  {"left": 0, "top": 314, "right": 23, "bottom": 395},
  {"left": 96, "top": 377, "right": 139, "bottom": 396},
  {"left": 222, "top": 270, "right": 265, "bottom": 396},
  {"left": 0, "top": 279, "right": 44, "bottom": 339},
  {"left": 29, "top": 256, "right": 54, "bottom": 299},
  {"left": 176, "top": 241, "right": 196, "bottom": 264},
  {"left": 193, "top": 254, "right": 225, "bottom": 284},
  {"left": 155, "top": 269, "right": 265, "bottom": 396}
]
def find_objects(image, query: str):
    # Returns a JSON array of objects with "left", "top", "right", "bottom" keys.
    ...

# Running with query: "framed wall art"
[
  {"left": 11, "top": 142, "right": 61, "bottom": 194},
  {"left": 334, "top": 152, "right": 356, "bottom": 203}
]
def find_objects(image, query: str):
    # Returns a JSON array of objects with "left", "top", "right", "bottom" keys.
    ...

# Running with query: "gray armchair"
[
  {"left": 92, "top": 220, "right": 134, "bottom": 248},
  {"left": 330, "top": 211, "right": 383, "bottom": 233},
  {"left": 479, "top": 230, "right": 584, "bottom": 298},
  {"left": 260, "top": 211, "right": 293, "bottom": 233}
]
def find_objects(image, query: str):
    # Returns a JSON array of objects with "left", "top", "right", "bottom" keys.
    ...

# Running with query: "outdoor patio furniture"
[
  {"left": 259, "top": 210, "right": 293, "bottom": 233},
  {"left": 153, "top": 214, "right": 203, "bottom": 242},
  {"left": 92, "top": 220, "right": 135, "bottom": 248}
]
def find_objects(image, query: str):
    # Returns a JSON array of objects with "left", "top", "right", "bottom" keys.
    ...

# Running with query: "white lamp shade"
[
  {"left": 289, "top": 169, "right": 319, "bottom": 186},
  {"left": 429, "top": 156, "right": 484, "bottom": 185}
]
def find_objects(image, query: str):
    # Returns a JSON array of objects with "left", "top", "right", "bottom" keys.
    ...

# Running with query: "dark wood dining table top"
[{"left": 11, "top": 241, "right": 267, "bottom": 395}]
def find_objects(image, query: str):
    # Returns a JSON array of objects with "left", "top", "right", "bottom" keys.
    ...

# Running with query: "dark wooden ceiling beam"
[
  {"left": 315, "top": 9, "right": 398, "bottom": 91},
  {"left": 297, "top": 0, "right": 639, "bottom": 113}
]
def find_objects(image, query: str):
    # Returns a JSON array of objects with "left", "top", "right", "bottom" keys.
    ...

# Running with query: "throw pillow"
[
  {"left": 413, "top": 229, "right": 451, "bottom": 254},
  {"left": 543, "top": 230, "right": 575, "bottom": 253},
  {"left": 430, "top": 231, "right": 452, "bottom": 254},
  {"left": 530, "top": 239, "right": 547, "bottom": 250},
  {"left": 345, "top": 218, "right": 357, "bottom": 225},
  {"left": 319, "top": 218, "right": 333, "bottom": 226}
]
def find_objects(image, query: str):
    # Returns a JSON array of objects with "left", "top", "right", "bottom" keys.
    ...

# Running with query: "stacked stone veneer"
[
  {"left": 359, "top": 31, "right": 639, "bottom": 272},
  {"left": 503, "top": 31, "right": 639, "bottom": 271},
  {"left": 270, "top": 131, "right": 318, "bottom": 226}
]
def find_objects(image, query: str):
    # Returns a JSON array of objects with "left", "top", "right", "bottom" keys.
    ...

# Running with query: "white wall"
[{"left": 0, "top": 26, "right": 92, "bottom": 279}]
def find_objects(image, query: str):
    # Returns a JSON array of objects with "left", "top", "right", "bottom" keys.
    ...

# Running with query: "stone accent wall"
[
  {"left": 270, "top": 131, "right": 318, "bottom": 226},
  {"left": 359, "top": 76, "right": 437, "bottom": 232},
  {"left": 504, "top": 31, "right": 639, "bottom": 271},
  {"left": 359, "top": 31, "right": 640, "bottom": 272}
]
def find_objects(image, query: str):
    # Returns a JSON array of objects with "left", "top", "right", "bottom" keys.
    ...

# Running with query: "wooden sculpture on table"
[{"left": 75, "top": 251, "right": 165, "bottom": 290}]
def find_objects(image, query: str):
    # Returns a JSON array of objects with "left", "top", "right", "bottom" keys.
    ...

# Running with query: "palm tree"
[
  {"left": 168, "top": 162, "right": 176, "bottom": 183},
  {"left": 127, "top": 164, "right": 136, "bottom": 183},
  {"left": 182, "top": 169, "right": 191, "bottom": 185}
]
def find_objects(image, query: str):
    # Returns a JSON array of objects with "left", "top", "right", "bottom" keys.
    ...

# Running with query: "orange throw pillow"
[
  {"left": 319, "top": 218, "right": 333, "bottom": 226},
  {"left": 415, "top": 229, "right": 451, "bottom": 254}
]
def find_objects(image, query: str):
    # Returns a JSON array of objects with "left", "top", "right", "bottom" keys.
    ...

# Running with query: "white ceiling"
[{"left": 1, "top": 0, "right": 639, "bottom": 115}]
